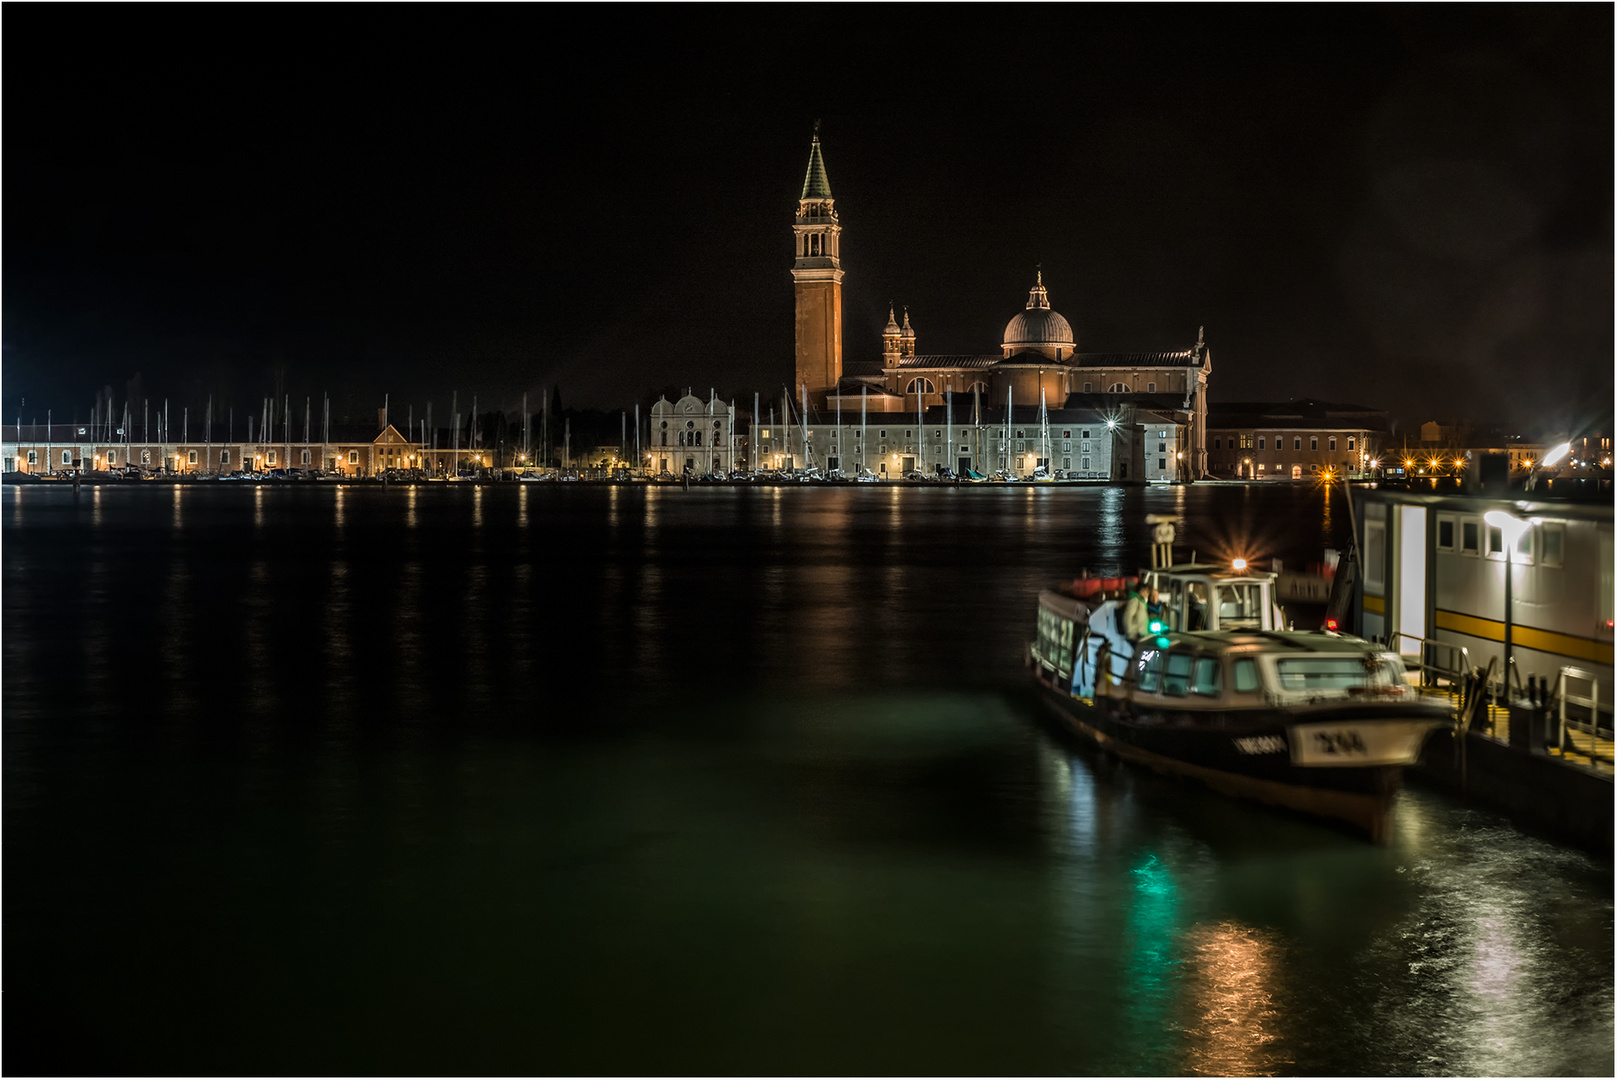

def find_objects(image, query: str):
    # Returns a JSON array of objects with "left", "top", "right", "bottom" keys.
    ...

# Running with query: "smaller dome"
[
  {"left": 901, "top": 308, "right": 915, "bottom": 339},
  {"left": 883, "top": 306, "right": 901, "bottom": 336}
]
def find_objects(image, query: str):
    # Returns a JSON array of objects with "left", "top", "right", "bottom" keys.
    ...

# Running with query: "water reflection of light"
[
  {"left": 406, "top": 484, "right": 418, "bottom": 530},
  {"left": 252, "top": 485, "right": 263, "bottom": 531},
  {"left": 606, "top": 482, "right": 618, "bottom": 532},
  {"left": 1181, "top": 921, "right": 1286, "bottom": 1077},
  {"left": 174, "top": 483, "right": 187, "bottom": 531},
  {"left": 518, "top": 482, "right": 529, "bottom": 529},
  {"left": 92, "top": 485, "right": 103, "bottom": 528},
  {"left": 334, "top": 486, "right": 345, "bottom": 532},
  {"left": 1124, "top": 852, "right": 1181, "bottom": 1058}
]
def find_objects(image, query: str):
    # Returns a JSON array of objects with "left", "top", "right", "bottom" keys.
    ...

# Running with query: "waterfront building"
[
  {"left": 647, "top": 392, "right": 738, "bottom": 476},
  {"left": 754, "top": 400, "right": 1172, "bottom": 481},
  {"left": 3, "top": 418, "right": 486, "bottom": 478},
  {"left": 787, "top": 130, "right": 1212, "bottom": 477},
  {"left": 1355, "top": 486, "right": 1613, "bottom": 708},
  {"left": 1203, "top": 400, "right": 1387, "bottom": 480}
]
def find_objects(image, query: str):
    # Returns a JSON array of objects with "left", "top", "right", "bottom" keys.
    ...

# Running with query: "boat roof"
[
  {"left": 1159, "top": 630, "right": 1384, "bottom": 656},
  {"left": 1149, "top": 563, "right": 1279, "bottom": 582}
]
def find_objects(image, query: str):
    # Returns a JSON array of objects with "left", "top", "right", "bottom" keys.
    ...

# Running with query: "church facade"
[{"left": 774, "top": 130, "right": 1212, "bottom": 480}]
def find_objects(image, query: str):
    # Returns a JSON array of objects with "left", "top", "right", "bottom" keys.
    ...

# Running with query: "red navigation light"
[{"left": 1324, "top": 617, "right": 1339, "bottom": 632}]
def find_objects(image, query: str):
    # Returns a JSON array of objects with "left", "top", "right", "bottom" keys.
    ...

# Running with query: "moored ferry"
[{"left": 1028, "top": 560, "right": 1452, "bottom": 841}]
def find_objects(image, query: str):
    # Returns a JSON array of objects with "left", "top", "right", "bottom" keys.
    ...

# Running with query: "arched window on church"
[
  {"left": 967, "top": 381, "right": 988, "bottom": 396},
  {"left": 1108, "top": 383, "right": 1129, "bottom": 393},
  {"left": 907, "top": 378, "right": 936, "bottom": 396}
]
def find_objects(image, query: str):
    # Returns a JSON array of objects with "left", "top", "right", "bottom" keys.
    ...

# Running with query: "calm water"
[{"left": 5, "top": 482, "right": 1611, "bottom": 1076}]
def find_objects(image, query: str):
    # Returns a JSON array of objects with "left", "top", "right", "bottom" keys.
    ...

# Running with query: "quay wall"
[{"left": 1415, "top": 730, "right": 1613, "bottom": 855}]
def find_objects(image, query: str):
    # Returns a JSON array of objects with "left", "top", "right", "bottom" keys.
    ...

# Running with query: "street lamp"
[{"left": 1484, "top": 510, "right": 1530, "bottom": 679}]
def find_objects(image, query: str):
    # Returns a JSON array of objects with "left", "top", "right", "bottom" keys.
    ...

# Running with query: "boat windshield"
[
  {"left": 1274, "top": 656, "right": 1401, "bottom": 692},
  {"left": 1216, "top": 582, "right": 1267, "bottom": 629}
]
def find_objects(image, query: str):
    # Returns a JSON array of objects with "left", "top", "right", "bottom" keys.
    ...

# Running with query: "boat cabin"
[{"left": 1142, "top": 564, "right": 1288, "bottom": 633}]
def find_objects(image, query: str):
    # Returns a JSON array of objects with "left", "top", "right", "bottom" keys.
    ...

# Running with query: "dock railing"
[
  {"left": 1389, "top": 634, "right": 1472, "bottom": 697},
  {"left": 1554, "top": 666, "right": 1610, "bottom": 765}
]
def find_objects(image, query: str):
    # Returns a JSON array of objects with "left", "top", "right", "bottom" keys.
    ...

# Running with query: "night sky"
[{"left": 5, "top": 6, "right": 1611, "bottom": 436}]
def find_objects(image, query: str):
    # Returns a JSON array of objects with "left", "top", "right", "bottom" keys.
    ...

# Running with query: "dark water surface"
[{"left": 5, "top": 483, "right": 1612, "bottom": 1075}]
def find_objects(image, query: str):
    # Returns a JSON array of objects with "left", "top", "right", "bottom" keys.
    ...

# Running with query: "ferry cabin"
[{"left": 1354, "top": 487, "right": 1614, "bottom": 709}]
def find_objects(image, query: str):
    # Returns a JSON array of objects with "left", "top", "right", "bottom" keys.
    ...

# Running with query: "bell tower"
[{"left": 792, "top": 124, "right": 843, "bottom": 403}]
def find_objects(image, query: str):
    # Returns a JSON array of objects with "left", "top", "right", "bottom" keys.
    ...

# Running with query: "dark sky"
[{"left": 5, "top": 5, "right": 1611, "bottom": 436}]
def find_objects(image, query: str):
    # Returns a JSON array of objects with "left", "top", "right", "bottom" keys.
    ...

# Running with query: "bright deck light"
[
  {"left": 1232, "top": 558, "right": 1248, "bottom": 571},
  {"left": 1542, "top": 441, "right": 1572, "bottom": 468}
]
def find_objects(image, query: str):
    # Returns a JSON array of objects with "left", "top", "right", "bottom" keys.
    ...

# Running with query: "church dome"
[
  {"left": 1003, "top": 308, "right": 1074, "bottom": 348},
  {"left": 1002, "top": 271, "right": 1074, "bottom": 352}
]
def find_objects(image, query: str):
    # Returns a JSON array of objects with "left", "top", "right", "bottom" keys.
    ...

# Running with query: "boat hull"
[{"left": 1033, "top": 679, "right": 1448, "bottom": 841}]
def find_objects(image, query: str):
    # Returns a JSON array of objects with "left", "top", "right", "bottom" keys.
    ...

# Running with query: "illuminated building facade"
[
  {"left": 648, "top": 392, "right": 737, "bottom": 475},
  {"left": 789, "top": 131, "right": 1212, "bottom": 478}
]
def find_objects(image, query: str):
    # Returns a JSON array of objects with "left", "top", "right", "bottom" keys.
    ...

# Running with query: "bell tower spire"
[{"left": 792, "top": 123, "right": 843, "bottom": 404}]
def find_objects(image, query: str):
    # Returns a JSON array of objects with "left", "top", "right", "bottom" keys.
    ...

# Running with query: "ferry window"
[
  {"left": 1541, "top": 523, "right": 1564, "bottom": 568},
  {"left": 1486, "top": 524, "right": 1504, "bottom": 558},
  {"left": 1461, "top": 519, "right": 1479, "bottom": 556},
  {"left": 1276, "top": 657, "right": 1372, "bottom": 691},
  {"left": 1192, "top": 657, "right": 1221, "bottom": 696},
  {"left": 1136, "top": 649, "right": 1164, "bottom": 693},
  {"left": 1163, "top": 652, "right": 1192, "bottom": 697},
  {"left": 1233, "top": 659, "right": 1260, "bottom": 693},
  {"left": 1514, "top": 525, "right": 1533, "bottom": 564},
  {"left": 1217, "top": 583, "right": 1265, "bottom": 629},
  {"left": 1437, "top": 514, "right": 1456, "bottom": 552}
]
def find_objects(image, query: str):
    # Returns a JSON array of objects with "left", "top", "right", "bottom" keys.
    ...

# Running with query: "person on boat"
[
  {"left": 1122, "top": 580, "right": 1148, "bottom": 640},
  {"left": 1186, "top": 581, "right": 1209, "bottom": 631}
]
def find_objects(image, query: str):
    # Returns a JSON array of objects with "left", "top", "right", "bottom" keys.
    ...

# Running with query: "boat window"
[
  {"left": 1217, "top": 582, "right": 1266, "bottom": 629},
  {"left": 1276, "top": 657, "right": 1376, "bottom": 691},
  {"left": 1162, "top": 652, "right": 1193, "bottom": 697},
  {"left": 1136, "top": 648, "right": 1164, "bottom": 693},
  {"left": 1191, "top": 657, "right": 1222, "bottom": 696},
  {"left": 1233, "top": 658, "right": 1260, "bottom": 693}
]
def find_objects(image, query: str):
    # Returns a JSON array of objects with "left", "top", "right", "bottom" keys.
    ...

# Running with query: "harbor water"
[{"left": 5, "top": 482, "right": 1612, "bottom": 1075}]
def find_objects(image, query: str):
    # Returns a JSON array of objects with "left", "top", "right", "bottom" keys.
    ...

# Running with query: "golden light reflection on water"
[
  {"left": 1180, "top": 921, "right": 1288, "bottom": 1077},
  {"left": 406, "top": 484, "right": 418, "bottom": 530}
]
